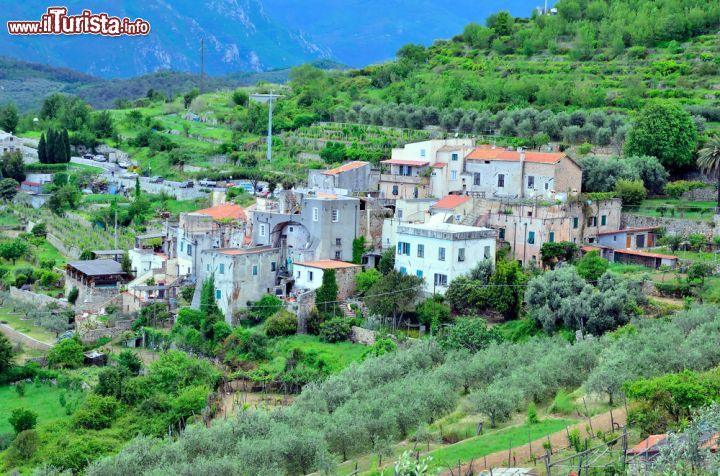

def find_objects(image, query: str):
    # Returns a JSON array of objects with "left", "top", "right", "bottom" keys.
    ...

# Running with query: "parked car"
[
  {"left": 121, "top": 172, "right": 138, "bottom": 179},
  {"left": 118, "top": 160, "right": 131, "bottom": 168},
  {"left": 149, "top": 176, "right": 164, "bottom": 183},
  {"left": 82, "top": 153, "right": 94, "bottom": 160},
  {"left": 198, "top": 179, "right": 217, "bottom": 187},
  {"left": 81, "top": 188, "right": 93, "bottom": 195},
  {"left": 179, "top": 180, "right": 194, "bottom": 188},
  {"left": 94, "top": 155, "right": 108, "bottom": 162}
]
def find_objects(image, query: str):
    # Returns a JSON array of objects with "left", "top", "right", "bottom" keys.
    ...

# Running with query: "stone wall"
[
  {"left": 335, "top": 267, "right": 361, "bottom": 300},
  {"left": 9, "top": 287, "right": 69, "bottom": 308},
  {"left": 350, "top": 326, "right": 376, "bottom": 346},
  {"left": 79, "top": 320, "right": 132, "bottom": 344},
  {"left": 681, "top": 188, "right": 717, "bottom": 201},
  {"left": 621, "top": 213, "right": 719, "bottom": 237},
  {"left": 360, "top": 207, "right": 393, "bottom": 249},
  {"left": 47, "top": 233, "right": 80, "bottom": 260},
  {"left": 0, "top": 324, "right": 52, "bottom": 350}
]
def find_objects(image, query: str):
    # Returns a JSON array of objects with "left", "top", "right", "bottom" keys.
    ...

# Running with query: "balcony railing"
[{"left": 379, "top": 174, "right": 429, "bottom": 185}]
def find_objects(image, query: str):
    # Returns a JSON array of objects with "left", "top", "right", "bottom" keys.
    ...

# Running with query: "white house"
[
  {"left": 394, "top": 221, "right": 496, "bottom": 295},
  {"left": 292, "top": 260, "right": 361, "bottom": 300}
]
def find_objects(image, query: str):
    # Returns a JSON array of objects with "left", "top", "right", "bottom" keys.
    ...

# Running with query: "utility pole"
[
  {"left": 266, "top": 92, "right": 276, "bottom": 161},
  {"left": 114, "top": 209, "right": 118, "bottom": 249},
  {"left": 200, "top": 38, "right": 205, "bottom": 93}
]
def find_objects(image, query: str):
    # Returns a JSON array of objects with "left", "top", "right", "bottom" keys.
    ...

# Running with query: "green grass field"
[
  {"left": 267, "top": 334, "right": 367, "bottom": 374},
  {"left": 0, "top": 383, "right": 85, "bottom": 434},
  {"left": 0, "top": 307, "right": 57, "bottom": 343},
  {"left": 427, "top": 418, "right": 577, "bottom": 471}
]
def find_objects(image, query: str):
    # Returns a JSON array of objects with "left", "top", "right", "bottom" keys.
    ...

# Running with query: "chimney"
[{"left": 517, "top": 147, "right": 525, "bottom": 162}]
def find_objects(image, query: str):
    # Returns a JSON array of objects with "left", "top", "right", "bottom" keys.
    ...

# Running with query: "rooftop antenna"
[{"left": 200, "top": 38, "right": 205, "bottom": 93}]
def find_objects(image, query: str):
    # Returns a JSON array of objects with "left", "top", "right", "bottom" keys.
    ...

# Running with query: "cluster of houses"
[{"left": 64, "top": 138, "right": 679, "bottom": 325}]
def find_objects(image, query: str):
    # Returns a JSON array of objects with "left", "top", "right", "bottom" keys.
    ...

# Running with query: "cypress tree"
[
  {"left": 62, "top": 129, "right": 71, "bottom": 162},
  {"left": 38, "top": 133, "right": 47, "bottom": 164},
  {"left": 46, "top": 129, "right": 56, "bottom": 164},
  {"left": 53, "top": 130, "right": 65, "bottom": 164},
  {"left": 316, "top": 269, "right": 340, "bottom": 317}
]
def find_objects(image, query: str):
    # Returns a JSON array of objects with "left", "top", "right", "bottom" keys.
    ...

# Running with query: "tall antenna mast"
[
  {"left": 200, "top": 38, "right": 205, "bottom": 93},
  {"left": 266, "top": 92, "right": 281, "bottom": 161}
]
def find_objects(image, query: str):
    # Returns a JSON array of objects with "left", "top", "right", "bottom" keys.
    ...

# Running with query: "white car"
[
  {"left": 117, "top": 160, "right": 131, "bottom": 168},
  {"left": 94, "top": 155, "right": 108, "bottom": 162}
]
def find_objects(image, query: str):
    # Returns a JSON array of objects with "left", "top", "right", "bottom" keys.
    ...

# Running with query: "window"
[
  {"left": 296, "top": 270, "right": 300, "bottom": 278},
  {"left": 271, "top": 262, "right": 277, "bottom": 272},
  {"left": 484, "top": 246, "right": 491, "bottom": 259},
  {"left": 601, "top": 215, "right": 607, "bottom": 226},
  {"left": 498, "top": 174, "right": 505, "bottom": 187},
  {"left": 545, "top": 182, "right": 549, "bottom": 190},
  {"left": 335, "top": 250, "right": 341, "bottom": 259},
  {"left": 335, "top": 238, "right": 342, "bottom": 246},
  {"left": 215, "top": 289, "right": 221, "bottom": 299},
  {"left": 438, "top": 247, "right": 446, "bottom": 261},
  {"left": 331, "top": 209, "right": 339, "bottom": 222},
  {"left": 473, "top": 173, "right": 481, "bottom": 186},
  {"left": 549, "top": 231, "right": 555, "bottom": 243},
  {"left": 308, "top": 271, "right": 314, "bottom": 281},
  {"left": 399, "top": 267, "right": 407, "bottom": 275},
  {"left": 573, "top": 217, "right": 579, "bottom": 229},
  {"left": 289, "top": 226, "right": 294, "bottom": 232},
  {"left": 587, "top": 216, "right": 597, "bottom": 227},
  {"left": 416, "top": 270, "right": 423, "bottom": 278},
  {"left": 187, "top": 244, "right": 192, "bottom": 256},
  {"left": 528, "top": 231, "right": 535, "bottom": 245},
  {"left": 433, "top": 273, "right": 448, "bottom": 287},
  {"left": 417, "top": 244, "right": 424, "bottom": 258},
  {"left": 458, "top": 248, "right": 465, "bottom": 262},
  {"left": 527, "top": 176, "right": 535, "bottom": 189},
  {"left": 219, "top": 263, "right": 225, "bottom": 275},
  {"left": 397, "top": 242, "right": 410, "bottom": 255},
  {"left": 180, "top": 241, "right": 184, "bottom": 252},
  {"left": 397, "top": 209, "right": 403, "bottom": 219},
  {"left": 498, "top": 228, "right": 505, "bottom": 240},
  {"left": 259, "top": 224, "right": 266, "bottom": 237},
  {"left": 451, "top": 170, "right": 457, "bottom": 181},
  {"left": 252, "top": 265, "right": 258, "bottom": 276},
  {"left": 312, "top": 207, "right": 319, "bottom": 221},
  {"left": 420, "top": 149, "right": 426, "bottom": 157},
  {"left": 392, "top": 185, "right": 399, "bottom": 196},
  {"left": 451, "top": 152, "right": 458, "bottom": 161}
]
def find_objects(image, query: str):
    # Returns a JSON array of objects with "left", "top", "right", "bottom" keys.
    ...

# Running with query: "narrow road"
[{"left": 438, "top": 408, "right": 627, "bottom": 476}]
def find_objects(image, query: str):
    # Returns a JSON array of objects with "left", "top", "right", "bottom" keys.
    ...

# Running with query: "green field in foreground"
[
  {"left": 0, "top": 307, "right": 56, "bottom": 343},
  {"left": 427, "top": 418, "right": 577, "bottom": 471},
  {"left": 0, "top": 383, "right": 85, "bottom": 434}
]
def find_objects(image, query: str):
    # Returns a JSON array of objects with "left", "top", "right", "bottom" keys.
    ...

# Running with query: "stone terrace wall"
[
  {"left": 621, "top": 214, "right": 719, "bottom": 237},
  {"left": 9, "top": 286, "right": 68, "bottom": 308}
]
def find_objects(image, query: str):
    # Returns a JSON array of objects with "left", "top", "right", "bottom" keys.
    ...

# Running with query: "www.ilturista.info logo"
[{"left": 7, "top": 7, "right": 151, "bottom": 36}]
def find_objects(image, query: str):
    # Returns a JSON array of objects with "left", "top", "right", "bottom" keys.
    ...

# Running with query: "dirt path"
[
  {"left": 0, "top": 323, "right": 53, "bottom": 350},
  {"left": 439, "top": 408, "right": 627, "bottom": 476}
]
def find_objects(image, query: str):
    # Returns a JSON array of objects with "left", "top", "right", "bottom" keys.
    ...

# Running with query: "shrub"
[
  {"left": 30, "top": 223, "right": 47, "bottom": 237},
  {"left": 306, "top": 307, "right": 325, "bottom": 335},
  {"left": 578, "top": 143, "right": 592, "bottom": 155},
  {"left": 265, "top": 310, "right": 298, "bottom": 337},
  {"left": 6, "top": 429, "right": 38, "bottom": 461},
  {"left": 67, "top": 286, "right": 79, "bottom": 304},
  {"left": 8, "top": 408, "right": 37, "bottom": 434},
  {"left": 355, "top": 268, "right": 382, "bottom": 295},
  {"left": 549, "top": 390, "right": 576, "bottom": 415},
  {"left": 576, "top": 251, "right": 609, "bottom": 282},
  {"left": 319, "top": 317, "right": 352, "bottom": 343},
  {"left": 663, "top": 180, "right": 708, "bottom": 199},
  {"left": 614, "top": 179, "right": 647, "bottom": 206},
  {"left": 249, "top": 294, "right": 282, "bottom": 322},
  {"left": 416, "top": 297, "right": 451, "bottom": 332},
  {"left": 72, "top": 394, "right": 119, "bottom": 430},
  {"left": 48, "top": 337, "right": 84, "bottom": 369},
  {"left": 527, "top": 402, "right": 539, "bottom": 424}
]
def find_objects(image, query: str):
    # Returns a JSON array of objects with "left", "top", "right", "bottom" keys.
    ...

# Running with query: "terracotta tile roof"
[
  {"left": 295, "top": 260, "right": 360, "bottom": 270},
  {"left": 627, "top": 434, "right": 667, "bottom": 455},
  {"left": 322, "top": 161, "right": 369, "bottom": 176},
  {"left": 597, "top": 227, "right": 659, "bottom": 236},
  {"left": 217, "top": 246, "right": 274, "bottom": 256},
  {"left": 432, "top": 195, "right": 471, "bottom": 209},
  {"left": 700, "top": 432, "right": 720, "bottom": 452},
  {"left": 465, "top": 147, "right": 566, "bottom": 164},
  {"left": 196, "top": 203, "right": 247, "bottom": 222},
  {"left": 581, "top": 245, "right": 601, "bottom": 253},
  {"left": 381, "top": 159, "right": 430, "bottom": 166},
  {"left": 431, "top": 162, "right": 447, "bottom": 168},
  {"left": 614, "top": 249, "right": 678, "bottom": 261}
]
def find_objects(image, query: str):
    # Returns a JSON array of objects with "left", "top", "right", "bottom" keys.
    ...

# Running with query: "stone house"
[
  {"left": 292, "top": 260, "right": 361, "bottom": 300},
  {"left": 251, "top": 190, "right": 360, "bottom": 264},
  {"left": 196, "top": 246, "right": 281, "bottom": 323},
  {"left": 463, "top": 146, "right": 582, "bottom": 200},
  {"left": 394, "top": 221, "right": 496, "bottom": 296},
  {"left": 65, "top": 260, "right": 128, "bottom": 311},
  {"left": 307, "top": 161, "right": 373, "bottom": 193},
  {"left": 381, "top": 198, "right": 435, "bottom": 249}
]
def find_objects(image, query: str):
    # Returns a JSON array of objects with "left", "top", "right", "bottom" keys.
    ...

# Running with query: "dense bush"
[
  {"left": 47, "top": 337, "right": 84, "bottom": 369},
  {"left": 614, "top": 179, "right": 647, "bottom": 206},
  {"left": 265, "top": 310, "right": 298, "bottom": 337},
  {"left": 319, "top": 317, "right": 353, "bottom": 343},
  {"left": 72, "top": 395, "right": 119, "bottom": 430}
]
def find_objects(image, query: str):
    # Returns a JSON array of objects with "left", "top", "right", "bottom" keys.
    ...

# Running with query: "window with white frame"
[
  {"left": 527, "top": 176, "right": 535, "bottom": 189},
  {"left": 451, "top": 153, "right": 458, "bottom": 161},
  {"left": 498, "top": 174, "right": 505, "bottom": 187},
  {"left": 219, "top": 263, "right": 225, "bottom": 274},
  {"left": 397, "top": 242, "right": 410, "bottom": 255},
  {"left": 252, "top": 265, "right": 258, "bottom": 276},
  {"left": 451, "top": 170, "right": 457, "bottom": 181},
  {"left": 434, "top": 273, "right": 448, "bottom": 287},
  {"left": 438, "top": 247, "right": 446, "bottom": 261},
  {"left": 473, "top": 173, "right": 481, "bottom": 186},
  {"left": 308, "top": 270, "right": 314, "bottom": 281},
  {"left": 312, "top": 207, "right": 319, "bottom": 221},
  {"left": 259, "top": 224, "right": 266, "bottom": 237},
  {"left": 417, "top": 244, "right": 424, "bottom": 258},
  {"left": 458, "top": 248, "right": 465, "bottom": 262},
  {"left": 331, "top": 209, "right": 339, "bottom": 222}
]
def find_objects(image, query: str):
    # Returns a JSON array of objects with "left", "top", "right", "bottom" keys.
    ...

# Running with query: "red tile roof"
[
  {"left": 218, "top": 246, "right": 274, "bottom": 256},
  {"left": 597, "top": 227, "right": 659, "bottom": 236},
  {"left": 431, "top": 162, "right": 447, "bottom": 168},
  {"left": 432, "top": 195, "right": 471, "bottom": 209},
  {"left": 627, "top": 434, "right": 667, "bottom": 455},
  {"left": 296, "top": 260, "right": 360, "bottom": 270},
  {"left": 196, "top": 203, "right": 247, "bottom": 222},
  {"left": 465, "top": 146, "right": 566, "bottom": 164},
  {"left": 614, "top": 249, "right": 678, "bottom": 261},
  {"left": 581, "top": 245, "right": 601, "bottom": 253},
  {"left": 381, "top": 159, "right": 430, "bottom": 166},
  {"left": 322, "top": 161, "right": 369, "bottom": 175}
]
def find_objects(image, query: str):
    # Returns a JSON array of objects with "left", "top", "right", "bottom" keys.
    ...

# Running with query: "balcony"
[{"left": 379, "top": 174, "right": 429, "bottom": 185}]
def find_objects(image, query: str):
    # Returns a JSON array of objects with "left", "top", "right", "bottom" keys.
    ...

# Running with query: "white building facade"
[{"left": 394, "top": 222, "right": 496, "bottom": 295}]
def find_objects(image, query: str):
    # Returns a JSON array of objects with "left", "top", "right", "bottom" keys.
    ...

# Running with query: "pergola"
[{"left": 66, "top": 260, "right": 127, "bottom": 287}]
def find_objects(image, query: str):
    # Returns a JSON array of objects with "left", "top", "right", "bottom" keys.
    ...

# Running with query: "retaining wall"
[
  {"left": 9, "top": 287, "right": 68, "bottom": 308},
  {"left": 621, "top": 213, "right": 720, "bottom": 237}
]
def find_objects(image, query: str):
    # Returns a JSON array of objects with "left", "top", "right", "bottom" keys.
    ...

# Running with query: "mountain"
[{"left": 0, "top": 1, "right": 541, "bottom": 79}]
